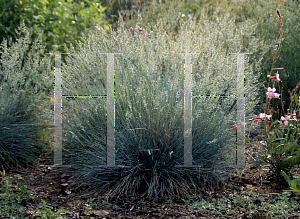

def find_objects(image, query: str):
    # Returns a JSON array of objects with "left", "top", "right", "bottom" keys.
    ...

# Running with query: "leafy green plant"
[
  {"left": 32, "top": 199, "right": 71, "bottom": 219},
  {"left": 0, "top": 174, "right": 73, "bottom": 218},
  {"left": 0, "top": 0, "right": 28, "bottom": 48},
  {"left": 56, "top": 6, "right": 273, "bottom": 202},
  {"left": 0, "top": 174, "right": 34, "bottom": 218},
  {"left": 281, "top": 170, "right": 300, "bottom": 193},
  {"left": 0, "top": 0, "right": 111, "bottom": 66},
  {"left": 249, "top": 9, "right": 300, "bottom": 186}
]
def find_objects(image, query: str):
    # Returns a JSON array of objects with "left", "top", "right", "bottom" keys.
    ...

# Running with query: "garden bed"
[{"left": 1, "top": 125, "right": 299, "bottom": 219}]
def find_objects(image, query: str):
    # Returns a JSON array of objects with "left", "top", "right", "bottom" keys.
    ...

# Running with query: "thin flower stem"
[{"left": 262, "top": 9, "right": 284, "bottom": 141}]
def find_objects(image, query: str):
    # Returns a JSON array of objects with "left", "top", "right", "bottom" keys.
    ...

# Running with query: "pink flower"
[
  {"left": 258, "top": 113, "right": 272, "bottom": 119},
  {"left": 281, "top": 116, "right": 289, "bottom": 126},
  {"left": 254, "top": 113, "right": 272, "bottom": 122},
  {"left": 140, "top": 31, "right": 146, "bottom": 36},
  {"left": 266, "top": 87, "right": 280, "bottom": 99},
  {"left": 267, "top": 72, "right": 281, "bottom": 82},
  {"left": 258, "top": 113, "right": 266, "bottom": 119},
  {"left": 269, "top": 87, "right": 276, "bottom": 93},
  {"left": 290, "top": 110, "right": 297, "bottom": 121},
  {"left": 265, "top": 114, "right": 272, "bottom": 120},
  {"left": 266, "top": 87, "right": 276, "bottom": 95},
  {"left": 249, "top": 118, "right": 260, "bottom": 124},
  {"left": 274, "top": 93, "right": 280, "bottom": 98},
  {"left": 276, "top": 72, "right": 281, "bottom": 81},
  {"left": 130, "top": 27, "right": 133, "bottom": 32},
  {"left": 134, "top": 35, "right": 137, "bottom": 38}
]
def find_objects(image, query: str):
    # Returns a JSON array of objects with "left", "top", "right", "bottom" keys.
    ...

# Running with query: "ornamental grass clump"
[
  {"left": 0, "top": 20, "right": 55, "bottom": 172},
  {"left": 58, "top": 8, "right": 275, "bottom": 200}
]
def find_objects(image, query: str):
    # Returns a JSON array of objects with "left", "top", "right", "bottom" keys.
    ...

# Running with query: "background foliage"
[{"left": 0, "top": 0, "right": 111, "bottom": 70}]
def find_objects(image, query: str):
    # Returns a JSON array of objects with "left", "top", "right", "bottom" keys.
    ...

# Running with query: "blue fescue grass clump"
[
  {"left": 0, "top": 20, "right": 55, "bottom": 172},
  {"left": 0, "top": 88, "right": 48, "bottom": 172},
  {"left": 57, "top": 9, "right": 274, "bottom": 200}
]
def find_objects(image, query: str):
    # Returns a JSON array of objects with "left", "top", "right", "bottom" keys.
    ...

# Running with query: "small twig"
[{"left": 246, "top": 152, "right": 255, "bottom": 161}]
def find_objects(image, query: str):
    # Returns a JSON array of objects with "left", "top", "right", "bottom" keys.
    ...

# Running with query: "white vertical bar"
[
  {"left": 175, "top": 52, "right": 202, "bottom": 168},
  {"left": 54, "top": 52, "right": 62, "bottom": 166},
  {"left": 98, "top": 52, "right": 123, "bottom": 168},
  {"left": 236, "top": 53, "right": 246, "bottom": 171},
  {"left": 107, "top": 53, "right": 115, "bottom": 166},
  {"left": 46, "top": 52, "right": 71, "bottom": 168},
  {"left": 230, "top": 52, "right": 252, "bottom": 171},
  {"left": 184, "top": 53, "right": 193, "bottom": 166}
]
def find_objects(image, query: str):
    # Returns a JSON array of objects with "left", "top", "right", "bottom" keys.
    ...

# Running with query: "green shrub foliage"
[
  {"left": 0, "top": 0, "right": 111, "bottom": 66},
  {"left": 57, "top": 9, "right": 274, "bottom": 200}
]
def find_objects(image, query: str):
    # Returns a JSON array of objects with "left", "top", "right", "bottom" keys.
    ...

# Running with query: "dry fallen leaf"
[{"left": 93, "top": 210, "right": 111, "bottom": 217}]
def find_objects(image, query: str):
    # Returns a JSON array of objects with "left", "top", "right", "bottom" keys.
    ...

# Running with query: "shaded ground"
[{"left": 1, "top": 126, "right": 300, "bottom": 219}]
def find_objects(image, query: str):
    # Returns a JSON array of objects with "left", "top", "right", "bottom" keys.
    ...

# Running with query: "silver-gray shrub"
[
  {"left": 0, "top": 20, "right": 55, "bottom": 171},
  {"left": 58, "top": 10, "right": 274, "bottom": 200}
]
